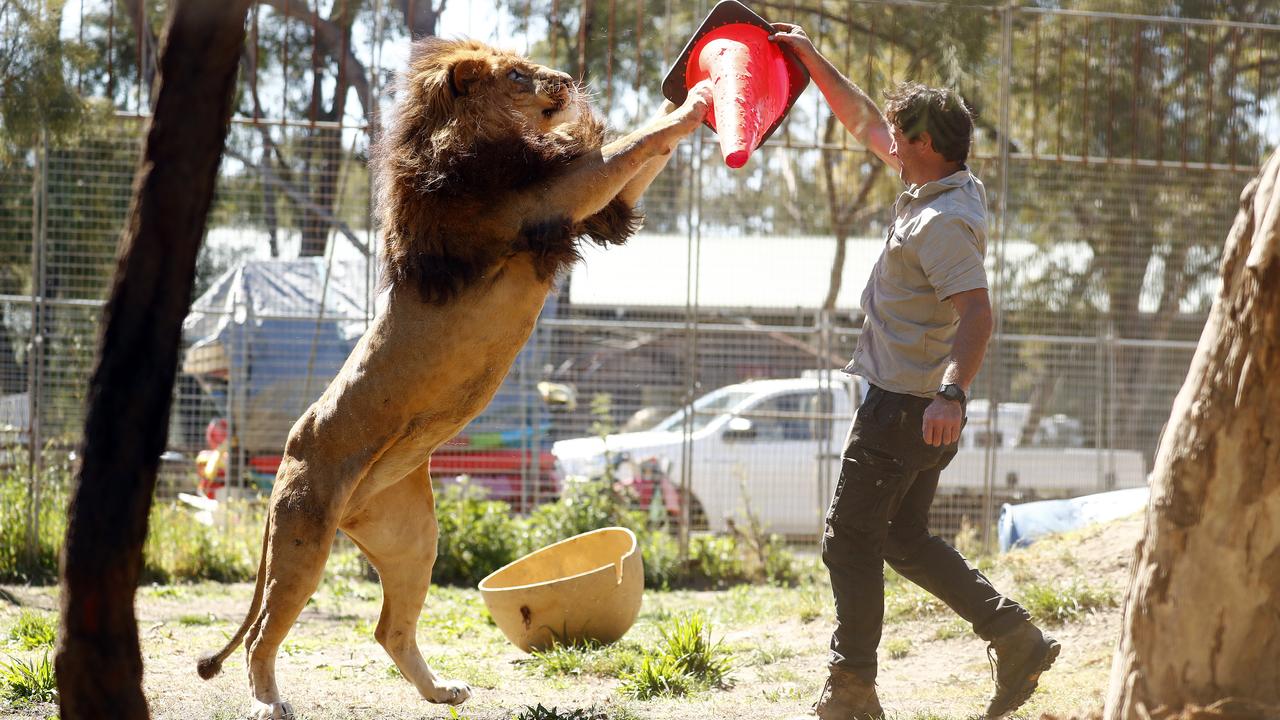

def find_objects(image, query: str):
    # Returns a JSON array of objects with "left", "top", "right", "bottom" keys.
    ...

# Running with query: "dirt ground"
[{"left": 1, "top": 515, "right": 1142, "bottom": 720}]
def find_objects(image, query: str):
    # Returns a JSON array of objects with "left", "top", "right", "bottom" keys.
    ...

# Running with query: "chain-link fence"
[{"left": 1, "top": 1, "right": 1276, "bottom": 557}]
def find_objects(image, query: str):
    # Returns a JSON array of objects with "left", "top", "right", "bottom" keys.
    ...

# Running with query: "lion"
[{"left": 195, "top": 37, "right": 713, "bottom": 720}]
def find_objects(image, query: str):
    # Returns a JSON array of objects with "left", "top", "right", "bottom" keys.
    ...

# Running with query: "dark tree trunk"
[
  {"left": 397, "top": 0, "right": 441, "bottom": 38},
  {"left": 54, "top": 0, "right": 250, "bottom": 717},
  {"left": 1104, "top": 150, "right": 1280, "bottom": 720}
]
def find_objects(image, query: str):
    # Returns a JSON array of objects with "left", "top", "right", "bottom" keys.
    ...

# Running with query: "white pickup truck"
[{"left": 552, "top": 373, "right": 1147, "bottom": 536}]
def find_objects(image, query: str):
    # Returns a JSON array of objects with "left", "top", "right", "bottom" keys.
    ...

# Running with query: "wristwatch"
[{"left": 937, "top": 383, "right": 966, "bottom": 405}]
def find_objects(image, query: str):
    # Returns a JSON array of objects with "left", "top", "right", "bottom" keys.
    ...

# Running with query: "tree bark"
[
  {"left": 54, "top": 0, "right": 250, "bottom": 717},
  {"left": 1103, "top": 150, "right": 1280, "bottom": 720}
]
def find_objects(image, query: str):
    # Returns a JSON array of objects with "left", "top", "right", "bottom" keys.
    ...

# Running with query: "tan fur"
[{"left": 197, "top": 37, "right": 712, "bottom": 720}]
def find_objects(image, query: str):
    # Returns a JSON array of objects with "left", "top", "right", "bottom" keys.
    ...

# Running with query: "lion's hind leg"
[
  {"left": 342, "top": 463, "right": 472, "bottom": 706},
  {"left": 244, "top": 467, "right": 347, "bottom": 720}
]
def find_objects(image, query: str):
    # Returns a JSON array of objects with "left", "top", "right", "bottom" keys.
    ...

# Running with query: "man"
[{"left": 771, "top": 23, "right": 1060, "bottom": 720}]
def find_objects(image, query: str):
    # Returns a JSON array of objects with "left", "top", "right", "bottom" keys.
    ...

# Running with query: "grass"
[
  {"left": 884, "top": 637, "right": 913, "bottom": 659},
  {"left": 1019, "top": 578, "right": 1119, "bottom": 625},
  {"left": 0, "top": 652, "right": 57, "bottom": 706},
  {"left": 528, "top": 639, "right": 645, "bottom": 679},
  {"left": 176, "top": 613, "right": 217, "bottom": 626},
  {"left": 620, "top": 613, "right": 732, "bottom": 699},
  {"left": 6, "top": 610, "right": 56, "bottom": 650}
]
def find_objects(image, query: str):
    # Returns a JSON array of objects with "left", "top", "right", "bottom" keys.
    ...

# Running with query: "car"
[{"left": 553, "top": 372, "right": 1147, "bottom": 537}]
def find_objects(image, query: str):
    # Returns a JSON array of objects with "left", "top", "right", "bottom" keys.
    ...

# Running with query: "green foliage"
[
  {"left": 142, "top": 499, "right": 263, "bottom": 583},
  {"left": 432, "top": 478, "right": 522, "bottom": 587},
  {"left": 0, "top": 458, "right": 71, "bottom": 583},
  {"left": 0, "top": 0, "right": 89, "bottom": 155},
  {"left": 520, "top": 476, "right": 641, "bottom": 555},
  {"left": 6, "top": 611, "right": 56, "bottom": 650},
  {"left": 0, "top": 652, "right": 57, "bottom": 706},
  {"left": 620, "top": 614, "right": 731, "bottom": 699},
  {"left": 1019, "top": 579, "right": 1119, "bottom": 625}
]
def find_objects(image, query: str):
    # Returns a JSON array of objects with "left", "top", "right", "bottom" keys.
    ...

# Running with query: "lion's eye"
[{"left": 508, "top": 69, "right": 528, "bottom": 84}]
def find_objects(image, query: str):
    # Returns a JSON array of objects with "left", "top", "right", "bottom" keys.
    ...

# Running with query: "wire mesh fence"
[{"left": 1, "top": 1, "right": 1276, "bottom": 561}]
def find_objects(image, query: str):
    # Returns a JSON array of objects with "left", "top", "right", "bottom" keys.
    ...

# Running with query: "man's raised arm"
[{"left": 770, "top": 23, "right": 896, "bottom": 169}]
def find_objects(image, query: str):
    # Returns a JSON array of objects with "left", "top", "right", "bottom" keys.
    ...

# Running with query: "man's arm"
[
  {"left": 923, "top": 288, "right": 994, "bottom": 447},
  {"left": 770, "top": 23, "right": 896, "bottom": 168}
]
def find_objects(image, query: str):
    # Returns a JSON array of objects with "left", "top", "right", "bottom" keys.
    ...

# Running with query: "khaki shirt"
[{"left": 845, "top": 168, "right": 989, "bottom": 398}]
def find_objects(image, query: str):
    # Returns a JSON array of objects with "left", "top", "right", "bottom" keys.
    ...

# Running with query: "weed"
[
  {"left": 620, "top": 653, "right": 695, "bottom": 699},
  {"left": 7, "top": 611, "right": 56, "bottom": 650},
  {"left": 656, "top": 613, "right": 731, "bottom": 686},
  {"left": 884, "top": 637, "right": 912, "bottom": 659},
  {"left": 0, "top": 652, "right": 57, "bottom": 705},
  {"left": 513, "top": 704, "right": 608, "bottom": 720},
  {"left": 620, "top": 614, "right": 732, "bottom": 698},
  {"left": 1020, "top": 579, "right": 1118, "bottom": 625}
]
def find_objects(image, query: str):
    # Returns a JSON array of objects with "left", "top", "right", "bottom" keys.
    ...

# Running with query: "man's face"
[{"left": 889, "top": 124, "right": 929, "bottom": 184}]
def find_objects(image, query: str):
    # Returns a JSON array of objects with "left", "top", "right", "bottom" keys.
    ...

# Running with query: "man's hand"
[
  {"left": 769, "top": 22, "right": 818, "bottom": 62},
  {"left": 922, "top": 396, "right": 963, "bottom": 447}
]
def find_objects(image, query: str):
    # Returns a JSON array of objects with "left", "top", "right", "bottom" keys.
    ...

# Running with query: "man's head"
[{"left": 883, "top": 82, "right": 973, "bottom": 184}]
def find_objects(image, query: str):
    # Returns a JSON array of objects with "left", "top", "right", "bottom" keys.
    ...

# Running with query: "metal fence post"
[
  {"left": 981, "top": 2, "right": 1017, "bottom": 553},
  {"left": 25, "top": 131, "right": 49, "bottom": 572}
]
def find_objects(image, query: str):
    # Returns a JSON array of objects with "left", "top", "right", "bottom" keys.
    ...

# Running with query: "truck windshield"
[{"left": 651, "top": 390, "right": 754, "bottom": 433}]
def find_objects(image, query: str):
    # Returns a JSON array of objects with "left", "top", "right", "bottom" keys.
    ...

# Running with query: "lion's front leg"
[
  {"left": 342, "top": 464, "right": 472, "bottom": 706},
  {"left": 517, "top": 81, "right": 714, "bottom": 228}
]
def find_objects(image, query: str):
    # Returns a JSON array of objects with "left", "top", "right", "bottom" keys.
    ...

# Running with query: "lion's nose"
[{"left": 544, "top": 71, "right": 573, "bottom": 95}]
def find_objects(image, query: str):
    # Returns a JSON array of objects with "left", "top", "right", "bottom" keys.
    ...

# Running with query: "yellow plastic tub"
[{"left": 478, "top": 527, "right": 644, "bottom": 652}]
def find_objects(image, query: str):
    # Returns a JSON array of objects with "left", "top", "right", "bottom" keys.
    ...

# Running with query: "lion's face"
[{"left": 407, "top": 38, "right": 582, "bottom": 135}]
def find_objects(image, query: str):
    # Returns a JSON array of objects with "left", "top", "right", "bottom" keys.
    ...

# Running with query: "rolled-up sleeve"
[{"left": 915, "top": 215, "right": 987, "bottom": 301}]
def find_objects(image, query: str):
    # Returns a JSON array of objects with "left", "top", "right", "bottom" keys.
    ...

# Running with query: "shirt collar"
[{"left": 902, "top": 167, "right": 972, "bottom": 204}]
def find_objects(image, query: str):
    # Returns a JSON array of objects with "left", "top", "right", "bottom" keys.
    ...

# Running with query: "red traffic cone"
[{"left": 662, "top": 1, "right": 809, "bottom": 169}]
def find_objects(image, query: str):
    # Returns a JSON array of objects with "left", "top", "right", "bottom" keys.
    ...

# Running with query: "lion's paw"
[
  {"left": 250, "top": 700, "right": 296, "bottom": 720},
  {"left": 426, "top": 680, "right": 472, "bottom": 706}
]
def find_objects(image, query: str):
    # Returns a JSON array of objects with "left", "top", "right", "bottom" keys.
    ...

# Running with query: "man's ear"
[
  {"left": 451, "top": 57, "right": 488, "bottom": 96},
  {"left": 915, "top": 130, "right": 934, "bottom": 152}
]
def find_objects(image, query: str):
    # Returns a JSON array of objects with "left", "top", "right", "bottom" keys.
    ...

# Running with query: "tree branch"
[
  {"left": 255, "top": 0, "right": 375, "bottom": 131},
  {"left": 225, "top": 146, "right": 370, "bottom": 257}
]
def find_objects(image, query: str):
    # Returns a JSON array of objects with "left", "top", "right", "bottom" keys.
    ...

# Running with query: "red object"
[
  {"left": 662, "top": 1, "right": 810, "bottom": 169},
  {"left": 686, "top": 24, "right": 793, "bottom": 168},
  {"left": 205, "top": 418, "right": 229, "bottom": 449}
]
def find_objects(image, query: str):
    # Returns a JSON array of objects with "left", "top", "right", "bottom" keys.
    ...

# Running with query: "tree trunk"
[
  {"left": 1103, "top": 150, "right": 1280, "bottom": 720},
  {"left": 54, "top": 0, "right": 250, "bottom": 717}
]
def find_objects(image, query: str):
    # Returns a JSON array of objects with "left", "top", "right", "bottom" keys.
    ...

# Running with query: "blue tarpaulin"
[{"left": 998, "top": 486, "right": 1150, "bottom": 552}]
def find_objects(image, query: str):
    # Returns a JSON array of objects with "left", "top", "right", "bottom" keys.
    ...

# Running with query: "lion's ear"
[{"left": 451, "top": 57, "right": 488, "bottom": 97}]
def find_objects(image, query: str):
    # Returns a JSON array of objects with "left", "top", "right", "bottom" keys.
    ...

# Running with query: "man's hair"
[{"left": 883, "top": 82, "right": 974, "bottom": 164}]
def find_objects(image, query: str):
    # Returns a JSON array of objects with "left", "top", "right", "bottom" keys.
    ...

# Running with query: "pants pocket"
[{"left": 828, "top": 444, "right": 907, "bottom": 532}]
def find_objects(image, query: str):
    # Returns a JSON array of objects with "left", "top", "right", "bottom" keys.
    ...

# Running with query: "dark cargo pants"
[{"left": 822, "top": 384, "right": 1030, "bottom": 682}]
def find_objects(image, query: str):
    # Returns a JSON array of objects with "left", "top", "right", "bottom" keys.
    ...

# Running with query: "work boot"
[
  {"left": 984, "top": 622, "right": 1061, "bottom": 719},
  {"left": 813, "top": 666, "right": 884, "bottom": 720}
]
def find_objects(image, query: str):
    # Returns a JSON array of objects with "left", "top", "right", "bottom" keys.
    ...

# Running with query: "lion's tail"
[{"left": 197, "top": 515, "right": 270, "bottom": 680}]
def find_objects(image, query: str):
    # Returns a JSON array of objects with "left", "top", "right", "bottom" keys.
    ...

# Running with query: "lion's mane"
[{"left": 372, "top": 38, "right": 641, "bottom": 304}]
